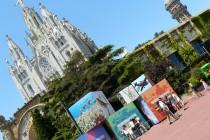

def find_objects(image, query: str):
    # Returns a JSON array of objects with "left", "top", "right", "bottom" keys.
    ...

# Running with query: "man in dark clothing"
[{"left": 157, "top": 98, "right": 179, "bottom": 124}]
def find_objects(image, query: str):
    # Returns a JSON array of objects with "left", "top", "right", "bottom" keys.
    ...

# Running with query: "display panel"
[
  {"left": 131, "top": 74, "right": 152, "bottom": 95},
  {"left": 69, "top": 91, "right": 115, "bottom": 132},
  {"left": 141, "top": 79, "right": 175, "bottom": 122},
  {"left": 107, "top": 103, "right": 150, "bottom": 140},
  {"left": 117, "top": 85, "right": 139, "bottom": 105},
  {"left": 77, "top": 125, "right": 111, "bottom": 140},
  {"left": 135, "top": 98, "right": 159, "bottom": 125}
]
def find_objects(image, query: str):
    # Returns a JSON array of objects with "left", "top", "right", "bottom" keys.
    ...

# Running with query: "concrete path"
[{"left": 138, "top": 90, "right": 210, "bottom": 140}]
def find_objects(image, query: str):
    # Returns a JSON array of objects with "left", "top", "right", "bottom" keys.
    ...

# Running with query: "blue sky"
[{"left": 0, "top": 0, "right": 210, "bottom": 138}]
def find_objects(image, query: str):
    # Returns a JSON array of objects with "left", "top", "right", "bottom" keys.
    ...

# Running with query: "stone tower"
[
  {"left": 165, "top": 0, "right": 191, "bottom": 23},
  {"left": 6, "top": 35, "right": 47, "bottom": 102},
  {"left": 6, "top": 0, "right": 97, "bottom": 102}
]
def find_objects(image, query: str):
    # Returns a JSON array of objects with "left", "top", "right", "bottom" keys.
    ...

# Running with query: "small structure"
[
  {"left": 165, "top": 0, "right": 191, "bottom": 23},
  {"left": 0, "top": 95, "right": 44, "bottom": 140}
]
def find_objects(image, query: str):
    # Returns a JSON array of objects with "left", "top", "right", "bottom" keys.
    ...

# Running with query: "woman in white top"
[
  {"left": 172, "top": 94, "right": 184, "bottom": 109},
  {"left": 121, "top": 125, "right": 131, "bottom": 139},
  {"left": 158, "top": 98, "right": 179, "bottom": 124}
]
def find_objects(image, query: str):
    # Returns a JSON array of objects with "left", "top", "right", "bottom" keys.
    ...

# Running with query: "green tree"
[
  {"left": 32, "top": 109, "right": 56, "bottom": 140},
  {"left": 169, "top": 33, "right": 200, "bottom": 66},
  {"left": 40, "top": 45, "right": 124, "bottom": 139},
  {"left": 143, "top": 58, "right": 171, "bottom": 83}
]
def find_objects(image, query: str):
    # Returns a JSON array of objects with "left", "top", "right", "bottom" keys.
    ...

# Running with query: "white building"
[{"left": 6, "top": 0, "right": 97, "bottom": 102}]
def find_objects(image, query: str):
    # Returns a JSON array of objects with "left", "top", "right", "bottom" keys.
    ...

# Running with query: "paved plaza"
[{"left": 138, "top": 90, "right": 210, "bottom": 140}]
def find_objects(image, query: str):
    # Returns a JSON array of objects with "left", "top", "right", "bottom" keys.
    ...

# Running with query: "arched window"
[
  {"left": 33, "top": 16, "right": 40, "bottom": 27},
  {"left": 22, "top": 70, "right": 28, "bottom": 79},
  {"left": 58, "top": 38, "right": 64, "bottom": 46},
  {"left": 39, "top": 57, "right": 55, "bottom": 79},
  {"left": 61, "top": 36, "right": 66, "bottom": 44},
  {"left": 27, "top": 84, "right": 35, "bottom": 95},
  {"left": 57, "top": 36, "right": 66, "bottom": 47},
  {"left": 55, "top": 41, "right": 60, "bottom": 49},
  {"left": 28, "top": 19, "right": 34, "bottom": 28},
  {"left": 18, "top": 74, "right": 23, "bottom": 82},
  {"left": 66, "top": 51, "right": 71, "bottom": 58}
]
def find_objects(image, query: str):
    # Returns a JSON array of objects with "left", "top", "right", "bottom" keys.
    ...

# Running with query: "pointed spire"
[
  {"left": 6, "top": 35, "right": 25, "bottom": 61},
  {"left": 39, "top": 3, "right": 52, "bottom": 17},
  {"left": 17, "top": 1, "right": 43, "bottom": 31},
  {"left": 6, "top": 35, "right": 18, "bottom": 51},
  {"left": 16, "top": 0, "right": 25, "bottom": 9}
]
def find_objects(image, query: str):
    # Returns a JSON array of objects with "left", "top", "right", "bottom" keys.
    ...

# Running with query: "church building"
[{"left": 6, "top": 0, "right": 97, "bottom": 102}]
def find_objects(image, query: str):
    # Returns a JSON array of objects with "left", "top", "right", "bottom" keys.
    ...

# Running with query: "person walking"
[
  {"left": 167, "top": 95, "right": 178, "bottom": 111},
  {"left": 189, "top": 83, "right": 203, "bottom": 97},
  {"left": 158, "top": 98, "right": 179, "bottom": 124},
  {"left": 172, "top": 93, "right": 184, "bottom": 109},
  {"left": 200, "top": 79, "right": 210, "bottom": 92},
  {"left": 169, "top": 89, "right": 184, "bottom": 109}
]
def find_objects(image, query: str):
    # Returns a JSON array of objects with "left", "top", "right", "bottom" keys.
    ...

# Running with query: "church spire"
[
  {"left": 16, "top": 0, "right": 43, "bottom": 31},
  {"left": 6, "top": 35, "right": 25, "bottom": 62},
  {"left": 39, "top": 3, "right": 52, "bottom": 17},
  {"left": 16, "top": 0, "right": 25, "bottom": 9}
]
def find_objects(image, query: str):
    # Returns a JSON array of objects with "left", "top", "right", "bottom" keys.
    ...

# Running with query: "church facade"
[{"left": 6, "top": 1, "right": 97, "bottom": 102}]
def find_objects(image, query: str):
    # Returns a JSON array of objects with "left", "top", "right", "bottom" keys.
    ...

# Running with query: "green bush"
[
  {"left": 188, "top": 68, "right": 203, "bottom": 87},
  {"left": 167, "top": 70, "right": 190, "bottom": 95},
  {"left": 188, "top": 75, "right": 200, "bottom": 86},
  {"left": 51, "top": 128, "right": 80, "bottom": 140}
]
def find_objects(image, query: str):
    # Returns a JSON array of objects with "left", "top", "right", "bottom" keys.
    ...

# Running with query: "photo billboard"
[
  {"left": 69, "top": 91, "right": 115, "bottom": 132},
  {"left": 141, "top": 79, "right": 175, "bottom": 122},
  {"left": 117, "top": 85, "right": 139, "bottom": 105},
  {"left": 107, "top": 103, "right": 150, "bottom": 140},
  {"left": 131, "top": 74, "right": 152, "bottom": 95},
  {"left": 77, "top": 125, "right": 111, "bottom": 140},
  {"left": 135, "top": 98, "right": 159, "bottom": 125}
]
